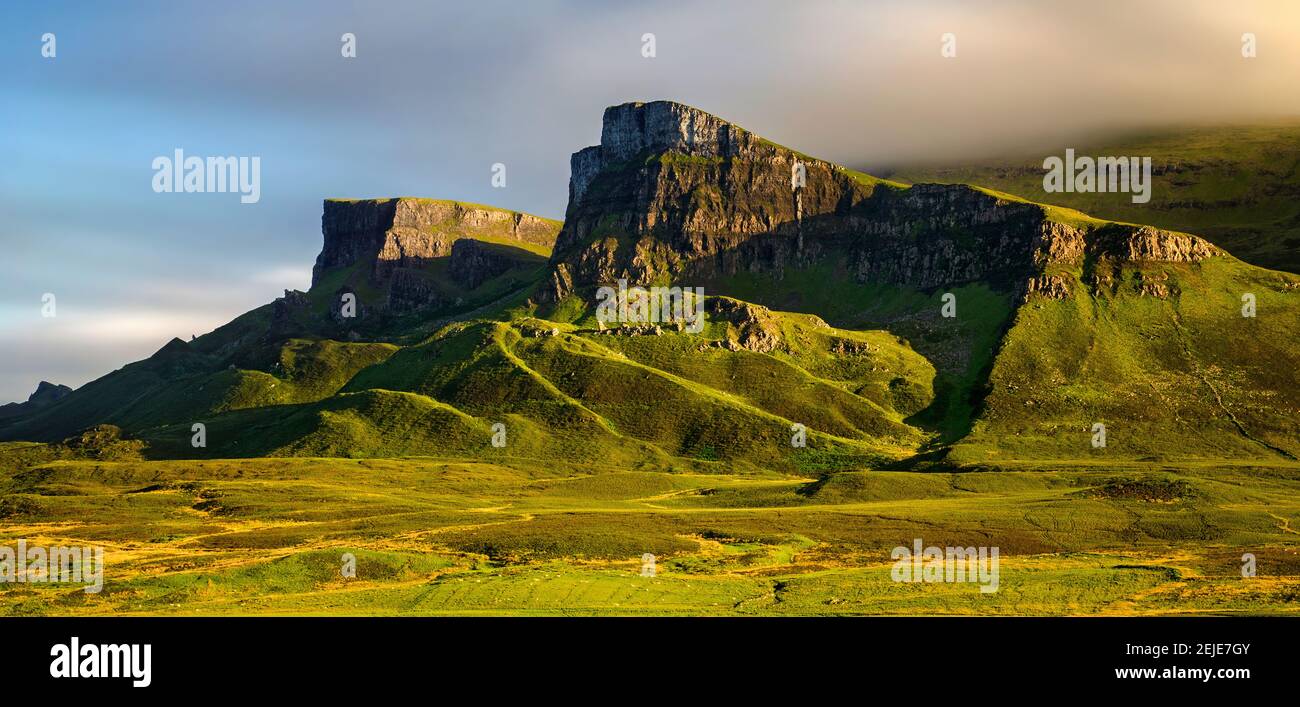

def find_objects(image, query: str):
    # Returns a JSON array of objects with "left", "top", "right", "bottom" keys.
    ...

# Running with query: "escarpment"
[
  {"left": 315, "top": 198, "right": 558, "bottom": 284},
  {"left": 542, "top": 101, "right": 1223, "bottom": 309}
]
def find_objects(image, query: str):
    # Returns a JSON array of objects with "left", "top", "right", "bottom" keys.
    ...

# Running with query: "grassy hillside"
[
  {"left": 128, "top": 309, "right": 936, "bottom": 473},
  {"left": 888, "top": 122, "right": 1300, "bottom": 274},
  {"left": 714, "top": 266, "right": 1017, "bottom": 444},
  {"left": 953, "top": 251, "right": 1300, "bottom": 464},
  {"left": 0, "top": 337, "right": 397, "bottom": 442}
]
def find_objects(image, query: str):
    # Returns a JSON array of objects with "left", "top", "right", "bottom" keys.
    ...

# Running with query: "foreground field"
[{"left": 2, "top": 455, "right": 1298, "bottom": 616}]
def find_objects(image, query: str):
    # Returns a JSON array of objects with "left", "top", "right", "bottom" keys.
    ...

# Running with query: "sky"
[{"left": 3, "top": 0, "right": 1300, "bottom": 403}]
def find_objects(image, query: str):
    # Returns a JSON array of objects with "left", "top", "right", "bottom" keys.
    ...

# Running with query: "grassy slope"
[
  {"left": 10, "top": 180, "right": 1299, "bottom": 468},
  {"left": 686, "top": 150, "right": 1300, "bottom": 463},
  {"left": 888, "top": 122, "right": 1300, "bottom": 274},
  {"left": 715, "top": 265, "right": 1016, "bottom": 444},
  {"left": 953, "top": 253, "right": 1300, "bottom": 463},
  {"left": 0, "top": 338, "right": 397, "bottom": 442},
  {"left": 142, "top": 235, "right": 1300, "bottom": 470},
  {"left": 155, "top": 310, "right": 937, "bottom": 472},
  {"left": 0, "top": 198, "right": 561, "bottom": 442}
]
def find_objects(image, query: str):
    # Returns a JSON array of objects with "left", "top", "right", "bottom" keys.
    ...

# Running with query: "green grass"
[
  {"left": 2, "top": 456, "right": 1297, "bottom": 615},
  {"left": 716, "top": 265, "right": 1016, "bottom": 442},
  {"left": 99, "top": 306, "right": 935, "bottom": 471},
  {"left": 0, "top": 337, "right": 398, "bottom": 443}
]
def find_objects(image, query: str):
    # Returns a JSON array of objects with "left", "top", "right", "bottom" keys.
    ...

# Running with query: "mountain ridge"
[
  {"left": 2, "top": 100, "right": 1297, "bottom": 469},
  {"left": 885, "top": 121, "right": 1300, "bottom": 275}
]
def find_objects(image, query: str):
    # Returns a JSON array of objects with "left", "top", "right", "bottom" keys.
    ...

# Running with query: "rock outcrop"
[
  {"left": 1094, "top": 225, "right": 1218, "bottom": 263},
  {"left": 549, "top": 101, "right": 887, "bottom": 300},
  {"left": 1024, "top": 274, "right": 1072, "bottom": 300},
  {"left": 567, "top": 101, "right": 775, "bottom": 203},
  {"left": 27, "top": 380, "right": 72, "bottom": 405},
  {"left": 268, "top": 289, "right": 311, "bottom": 337},
  {"left": 706, "top": 298, "right": 782, "bottom": 353}
]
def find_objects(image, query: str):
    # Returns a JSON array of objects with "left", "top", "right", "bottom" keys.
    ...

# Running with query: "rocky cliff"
[
  {"left": 313, "top": 198, "right": 561, "bottom": 315},
  {"left": 544, "top": 101, "right": 1220, "bottom": 307},
  {"left": 315, "top": 198, "right": 559, "bottom": 285}
]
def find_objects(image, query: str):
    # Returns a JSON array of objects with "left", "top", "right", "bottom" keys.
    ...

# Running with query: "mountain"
[
  {"left": 886, "top": 122, "right": 1300, "bottom": 275},
  {"left": 0, "top": 200, "right": 560, "bottom": 443},
  {"left": 0, "top": 381, "right": 71, "bottom": 420},
  {"left": 3, "top": 101, "right": 1298, "bottom": 470},
  {"left": 541, "top": 102, "right": 1300, "bottom": 462}
]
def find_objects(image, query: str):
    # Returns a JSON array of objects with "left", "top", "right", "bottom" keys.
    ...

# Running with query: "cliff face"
[
  {"left": 313, "top": 198, "right": 560, "bottom": 314},
  {"left": 315, "top": 198, "right": 559, "bottom": 285},
  {"left": 567, "top": 101, "right": 772, "bottom": 204},
  {"left": 549, "top": 101, "right": 873, "bottom": 300},
  {"left": 447, "top": 238, "right": 516, "bottom": 290},
  {"left": 544, "top": 101, "right": 1219, "bottom": 306}
]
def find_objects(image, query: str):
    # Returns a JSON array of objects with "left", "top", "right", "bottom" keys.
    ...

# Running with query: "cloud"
[
  {"left": 512, "top": 0, "right": 1300, "bottom": 167},
  {"left": 249, "top": 266, "right": 313, "bottom": 290},
  {"left": 0, "top": 265, "right": 310, "bottom": 402},
  {"left": 0, "top": 310, "right": 208, "bottom": 405}
]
